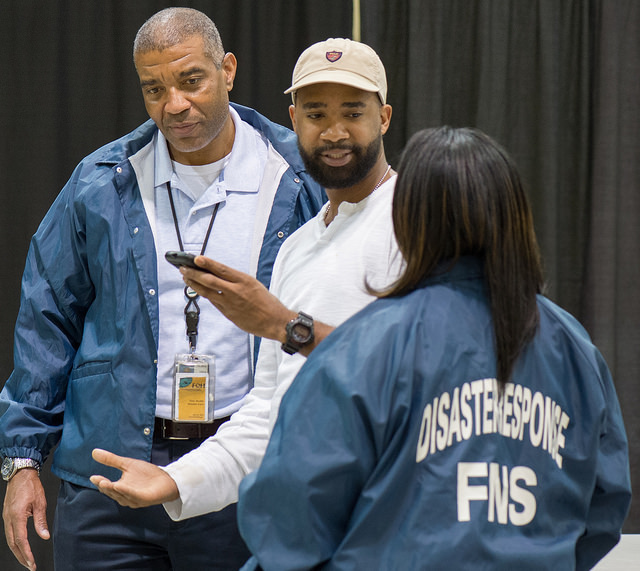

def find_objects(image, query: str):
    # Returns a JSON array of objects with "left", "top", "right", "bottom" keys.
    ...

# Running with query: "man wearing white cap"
[{"left": 90, "top": 38, "right": 404, "bottom": 523}]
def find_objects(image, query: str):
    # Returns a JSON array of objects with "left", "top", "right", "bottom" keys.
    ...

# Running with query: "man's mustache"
[{"left": 313, "top": 143, "right": 359, "bottom": 157}]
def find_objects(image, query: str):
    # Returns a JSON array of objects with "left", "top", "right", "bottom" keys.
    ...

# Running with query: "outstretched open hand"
[{"left": 90, "top": 449, "right": 180, "bottom": 509}]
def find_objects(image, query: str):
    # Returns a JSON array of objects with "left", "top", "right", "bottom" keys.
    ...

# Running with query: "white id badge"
[{"left": 172, "top": 354, "right": 215, "bottom": 422}]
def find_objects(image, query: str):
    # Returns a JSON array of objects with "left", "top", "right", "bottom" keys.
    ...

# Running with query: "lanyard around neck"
[
  {"left": 166, "top": 182, "right": 221, "bottom": 352},
  {"left": 166, "top": 182, "right": 220, "bottom": 255}
]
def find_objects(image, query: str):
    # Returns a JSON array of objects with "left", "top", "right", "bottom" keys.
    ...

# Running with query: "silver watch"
[{"left": 1, "top": 457, "right": 41, "bottom": 481}]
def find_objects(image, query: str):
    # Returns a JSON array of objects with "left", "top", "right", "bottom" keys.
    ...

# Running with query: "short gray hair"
[{"left": 133, "top": 7, "right": 225, "bottom": 68}]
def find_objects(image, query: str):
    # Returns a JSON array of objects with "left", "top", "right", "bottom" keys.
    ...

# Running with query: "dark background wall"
[{"left": 1, "top": 1, "right": 638, "bottom": 569}]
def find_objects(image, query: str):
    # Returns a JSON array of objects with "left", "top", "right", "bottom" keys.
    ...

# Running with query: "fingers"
[
  {"left": 93, "top": 483, "right": 129, "bottom": 506},
  {"left": 4, "top": 503, "right": 37, "bottom": 571},
  {"left": 193, "top": 255, "right": 235, "bottom": 279},
  {"left": 89, "top": 473, "right": 132, "bottom": 507},
  {"left": 9, "top": 532, "right": 36, "bottom": 570},
  {"left": 5, "top": 521, "right": 33, "bottom": 570},
  {"left": 89, "top": 474, "right": 128, "bottom": 499},
  {"left": 89, "top": 475, "right": 109, "bottom": 488},
  {"left": 90, "top": 476, "right": 152, "bottom": 509},
  {"left": 90, "top": 449, "right": 129, "bottom": 501},
  {"left": 92, "top": 448, "right": 127, "bottom": 470},
  {"left": 182, "top": 256, "right": 248, "bottom": 290},
  {"left": 181, "top": 267, "right": 225, "bottom": 298},
  {"left": 3, "top": 471, "right": 47, "bottom": 570},
  {"left": 91, "top": 452, "right": 173, "bottom": 508}
]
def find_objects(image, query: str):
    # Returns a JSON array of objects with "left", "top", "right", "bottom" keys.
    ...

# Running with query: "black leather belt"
[{"left": 154, "top": 416, "right": 231, "bottom": 440}]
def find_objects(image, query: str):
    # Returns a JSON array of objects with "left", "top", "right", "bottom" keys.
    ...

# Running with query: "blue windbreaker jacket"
[
  {"left": 238, "top": 257, "right": 631, "bottom": 571},
  {"left": 0, "top": 103, "right": 325, "bottom": 487}
]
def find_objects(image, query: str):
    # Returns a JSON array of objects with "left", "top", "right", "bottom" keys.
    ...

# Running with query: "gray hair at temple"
[{"left": 133, "top": 7, "right": 225, "bottom": 68}]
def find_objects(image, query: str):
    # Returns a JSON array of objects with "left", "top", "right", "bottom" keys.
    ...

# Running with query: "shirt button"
[
  {"left": 133, "top": 227, "right": 139, "bottom": 234},
  {"left": 294, "top": 177, "right": 300, "bottom": 183},
  {"left": 116, "top": 167, "right": 122, "bottom": 174},
  {"left": 277, "top": 231, "right": 284, "bottom": 239},
  {"left": 149, "top": 289, "right": 156, "bottom": 296},
  {"left": 143, "top": 427, "right": 151, "bottom": 436}
]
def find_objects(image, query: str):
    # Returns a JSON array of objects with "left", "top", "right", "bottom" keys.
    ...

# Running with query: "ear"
[
  {"left": 288, "top": 104, "right": 297, "bottom": 132},
  {"left": 221, "top": 52, "right": 238, "bottom": 92},
  {"left": 379, "top": 104, "right": 392, "bottom": 136}
]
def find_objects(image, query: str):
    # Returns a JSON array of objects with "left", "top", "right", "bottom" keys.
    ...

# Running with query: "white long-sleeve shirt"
[{"left": 163, "top": 176, "right": 403, "bottom": 520}]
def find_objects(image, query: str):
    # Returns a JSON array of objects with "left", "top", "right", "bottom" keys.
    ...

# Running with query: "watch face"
[
  {"left": 291, "top": 322, "right": 312, "bottom": 342},
  {"left": 1, "top": 457, "right": 14, "bottom": 479},
  {"left": 282, "top": 312, "right": 314, "bottom": 354}
]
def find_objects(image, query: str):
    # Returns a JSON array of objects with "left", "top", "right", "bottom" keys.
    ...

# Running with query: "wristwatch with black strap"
[
  {"left": 1, "top": 457, "right": 41, "bottom": 482},
  {"left": 281, "top": 311, "right": 315, "bottom": 355}
]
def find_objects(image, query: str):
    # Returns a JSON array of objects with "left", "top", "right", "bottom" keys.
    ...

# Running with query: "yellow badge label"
[
  {"left": 176, "top": 375, "right": 208, "bottom": 421},
  {"left": 172, "top": 354, "right": 215, "bottom": 422}
]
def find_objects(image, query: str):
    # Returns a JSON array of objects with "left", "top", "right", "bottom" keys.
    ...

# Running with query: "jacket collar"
[
  {"left": 422, "top": 256, "right": 485, "bottom": 287},
  {"left": 93, "top": 119, "right": 158, "bottom": 167},
  {"left": 230, "top": 102, "right": 306, "bottom": 175}
]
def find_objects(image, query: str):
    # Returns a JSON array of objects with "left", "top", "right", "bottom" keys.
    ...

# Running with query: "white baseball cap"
[{"left": 285, "top": 38, "right": 387, "bottom": 104}]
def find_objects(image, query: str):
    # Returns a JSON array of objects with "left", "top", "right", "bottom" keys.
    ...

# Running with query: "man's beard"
[{"left": 298, "top": 134, "right": 382, "bottom": 189}]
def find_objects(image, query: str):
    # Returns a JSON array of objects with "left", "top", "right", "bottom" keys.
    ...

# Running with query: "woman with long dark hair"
[{"left": 237, "top": 127, "right": 631, "bottom": 571}]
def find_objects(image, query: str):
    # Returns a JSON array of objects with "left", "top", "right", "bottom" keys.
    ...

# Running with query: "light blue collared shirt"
[{"left": 153, "top": 106, "right": 268, "bottom": 418}]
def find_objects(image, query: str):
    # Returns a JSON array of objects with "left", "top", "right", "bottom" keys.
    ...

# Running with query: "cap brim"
[{"left": 284, "top": 70, "right": 381, "bottom": 96}]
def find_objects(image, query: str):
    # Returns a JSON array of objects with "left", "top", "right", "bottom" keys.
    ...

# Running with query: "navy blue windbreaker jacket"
[
  {"left": 0, "top": 103, "right": 325, "bottom": 487},
  {"left": 238, "top": 257, "right": 631, "bottom": 571}
]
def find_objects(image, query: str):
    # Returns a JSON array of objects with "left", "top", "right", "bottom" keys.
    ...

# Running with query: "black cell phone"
[{"left": 165, "top": 250, "right": 201, "bottom": 270}]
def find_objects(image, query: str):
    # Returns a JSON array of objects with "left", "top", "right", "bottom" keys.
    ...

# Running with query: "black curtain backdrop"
[{"left": 0, "top": 1, "right": 637, "bottom": 569}]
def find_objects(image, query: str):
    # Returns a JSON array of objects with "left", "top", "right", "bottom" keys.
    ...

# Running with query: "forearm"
[
  {"left": 162, "top": 381, "right": 277, "bottom": 520},
  {"left": 181, "top": 259, "right": 335, "bottom": 356}
]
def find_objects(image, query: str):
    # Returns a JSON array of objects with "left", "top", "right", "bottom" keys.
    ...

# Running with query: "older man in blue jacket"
[{"left": 0, "top": 7, "right": 323, "bottom": 571}]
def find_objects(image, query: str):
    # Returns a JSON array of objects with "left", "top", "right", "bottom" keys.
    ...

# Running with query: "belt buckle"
[{"left": 161, "top": 418, "right": 190, "bottom": 441}]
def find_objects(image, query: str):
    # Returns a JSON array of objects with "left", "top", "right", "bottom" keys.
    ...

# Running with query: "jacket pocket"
[
  {"left": 55, "top": 361, "right": 118, "bottom": 483},
  {"left": 69, "top": 361, "right": 112, "bottom": 380}
]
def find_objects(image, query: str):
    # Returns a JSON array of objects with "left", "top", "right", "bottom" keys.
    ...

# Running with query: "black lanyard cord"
[
  {"left": 166, "top": 182, "right": 220, "bottom": 255},
  {"left": 166, "top": 182, "right": 221, "bottom": 351}
]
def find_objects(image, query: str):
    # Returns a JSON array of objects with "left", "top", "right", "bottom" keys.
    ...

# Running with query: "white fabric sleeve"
[{"left": 162, "top": 338, "right": 281, "bottom": 521}]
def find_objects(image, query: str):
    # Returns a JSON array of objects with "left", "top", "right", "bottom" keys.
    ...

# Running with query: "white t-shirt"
[{"left": 163, "top": 176, "right": 403, "bottom": 519}]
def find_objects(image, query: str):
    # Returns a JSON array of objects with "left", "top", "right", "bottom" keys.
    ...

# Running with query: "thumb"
[
  {"left": 34, "top": 516, "right": 50, "bottom": 541},
  {"left": 32, "top": 494, "right": 50, "bottom": 541},
  {"left": 92, "top": 448, "right": 126, "bottom": 470}
]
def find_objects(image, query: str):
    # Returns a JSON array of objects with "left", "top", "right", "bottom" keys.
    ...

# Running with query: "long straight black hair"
[{"left": 381, "top": 127, "right": 545, "bottom": 387}]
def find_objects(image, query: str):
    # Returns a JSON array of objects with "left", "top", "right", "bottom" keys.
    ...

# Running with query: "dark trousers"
[{"left": 53, "top": 436, "right": 250, "bottom": 570}]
